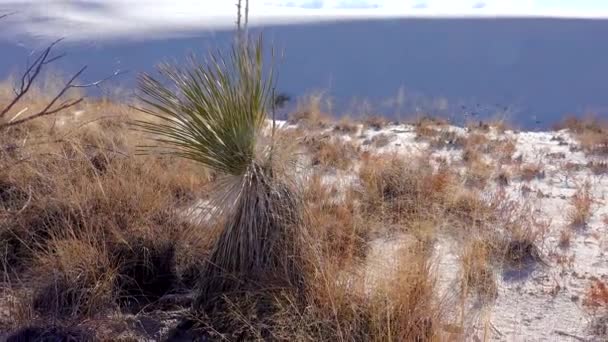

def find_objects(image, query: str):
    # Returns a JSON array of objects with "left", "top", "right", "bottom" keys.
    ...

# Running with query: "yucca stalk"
[{"left": 134, "top": 36, "right": 305, "bottom": 310}]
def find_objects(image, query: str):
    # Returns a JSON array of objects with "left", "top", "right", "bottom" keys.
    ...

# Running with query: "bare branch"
[
  {"left": 1, "top": 39, "right": 64, "bottom": 118},
  {"left": 70, "top": 69, "right": 127, "bottom": 88},
  {"left": 0, "top": 34, "right": 124, "bottom": 131},
  {"left": 0, "top": 12, "right": 17, "bottom": 20}
]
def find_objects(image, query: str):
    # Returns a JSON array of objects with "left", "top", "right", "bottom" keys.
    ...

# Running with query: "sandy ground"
[{"left": 294, "top": 121, "right": 608, "bottom": 341}]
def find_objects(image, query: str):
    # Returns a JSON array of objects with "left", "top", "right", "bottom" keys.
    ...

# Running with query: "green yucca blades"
[
  {"left": 135, "top": 36, "right": 306, "bottom": 311},
  {"left": 134, "top": 37, "right": 274, "bottom": 176}
]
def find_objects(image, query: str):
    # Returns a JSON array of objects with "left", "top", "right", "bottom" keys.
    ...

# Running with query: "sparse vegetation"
[
  {"left": 518, "top": 163, "right": 545, "bottom": 182},
  {"left": 0, "top": 7, "right": 605, "bottom": 339},
  {"left": 568, "top": 182, "right": 593, "bottom": 227},
  {"left": 555, "top": 116, "right": 608, "bottom": 156}
]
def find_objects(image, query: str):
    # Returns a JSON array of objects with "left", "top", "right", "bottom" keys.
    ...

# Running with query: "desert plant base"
[{"left": 195, "top": 162, "right": 305, "bottom": 311}]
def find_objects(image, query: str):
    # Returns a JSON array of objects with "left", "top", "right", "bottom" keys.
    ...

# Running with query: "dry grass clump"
[
  {"left": 587, "top": 161, "right": 608, "bottom": 175},
  {"left": 333, "top": 116, "right": 359, "bottom": 134},
  {"left": 370, "top": 133, "right": 394, "bottom": 148},
  {"left": 555, "top": 116, "right": 608, "bottom": 156},
  {"left": 463, "top": 154, "right": 493, "bottom": 189},
  {"left": 583, "top": 278, "right": 608, "bottom": 338},
  {"left": 362, "top": 115, "right": 388, "bottom": 131},
  {"left": 0, "top": 107, "right": 210, "bottom": 334},
  {"left": 304, "top": 134, "right": 358, "bottom": 170},
  {"left": 460, "top": 239, "right": 497, "bottom": 302},
  {"left": 558, "top": 229, "right": 572, "bottom": 249},
  {"left": 413, "top": 116, "right": 455, "bottom": 146},
  {"left": 499, "top": 223, "right": 546, "bottom": 269},
  {"left": 584, "top": 278, "right": 608, "bottom": 311},
  {"left": 517, "top": 163, "right": 545, "bottom": 182},
  {"left": 6, "top": 325, "right": 95, "bottom": 342},
  {"left": 358, "top": 153, "right": 454, "bottom": 225},
  {"left": 289, "top": 92, "right": 332, "bottom": 128},
  {"left": 448, "top": 189, "right": 547, "bottom": 283},
  {"left": 293, "top": 241, "right": 443, "bottom": 341},
  {"left": 444, "top": 189, "right": 491, "bottom": 227},
  {"left": 365, "top": 244, "right": 442, "bottom": 340},
  {"left": 305, "top": 179, "right": 367, "bottom": 266},
  {"left": 568, "top": 182, "right": 593, "bottom": 227},
  {"left": 31, "top": 238, "right": 117, "bottom": 318}
]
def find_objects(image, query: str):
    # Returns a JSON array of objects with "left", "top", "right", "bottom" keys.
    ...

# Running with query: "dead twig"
[
  {"left": 554, "top": 330, "right": 589, "bottom": 341},
  {"left": 0, "top": 26, "right": 123, "bottom": 130}
]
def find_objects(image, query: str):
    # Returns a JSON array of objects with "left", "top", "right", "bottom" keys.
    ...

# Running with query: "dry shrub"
[
  {"left": 32, "top": 239, "right": 117, "bottom": 318},
  {"left": 555, "top": 116, "right": 608, "bottom": 156},
  {"left": 358, "top": 153, "right": 454, "bottom": 225},
  {"left": 500, "top": 225, "right": 545, "bottom": 268},
  {"left": 298, "top": 242, "right": 442, "bottom": 341},
  {"left": 444, "top": 189, "right": 490, "bottom": 227},
  {"left": 363, "top": 115, "right": 388, "bottom": 131},
  {"left": 464, "top": 132, "right": 490, "bottom": 149},
  {"left": 588, "top": 161, "right": 608, "bottom": 175},
  {"left": 0, "top": 105, "right": 210, "bottom": 328},
  {"left": 584, "top": 278, "right": 608, "bottom": 311},
  {"left": 6, "top": 325, "right": 95, "bottom": 342},
  {"left": 558, "top": 229, "right": 572, "bottom": 249},
  {"left": 568, "top": 183, "right": 593, "bottom": 227},
  {"left": 463, "top": 155, "right": 492, "bottom": 189},
  {"left": 366, "top": 244, "right": 441, "bottom": 340},
  {"left": 370, "top": 133, "right": 394, "bottom": 148},
  {"left": 413, "top": 117, "right": 450, "bottom": 143},
  {"left": 585, "top": 279, "right": 608, "bottom": 338},
  {"left": 289, "top": 93, "right": 332, "bottom": 128},
  {"left": 308, "top": 190, "right": 367, "bottom": 266},
  {"left": 460, "top": 239, "right": 497, "bottom": 302},
  {"left": 333, "top": 116, "right": 359, "bottom": 134},
  {"left": 305, "top": 134, "right": 358, "bottom": 170},
  {"left": 448, "top": 189, "right": 546, "bottom": 275},
  {"left": 518, "top": 163, "right": 545, "bottom": 182}
]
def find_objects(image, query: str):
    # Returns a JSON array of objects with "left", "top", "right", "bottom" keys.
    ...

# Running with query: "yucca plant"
[{"left": 134, "top": 36, "right": 305, "bottom": 310}]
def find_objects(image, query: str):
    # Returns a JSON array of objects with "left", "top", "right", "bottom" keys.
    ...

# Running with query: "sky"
[{"left": 1, "top": 0, "right": 608, "bottom": 40}]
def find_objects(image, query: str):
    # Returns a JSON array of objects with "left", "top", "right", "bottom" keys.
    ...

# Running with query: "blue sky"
[{"left": 2, "top": 0, "right": 608, "bottom": 41}]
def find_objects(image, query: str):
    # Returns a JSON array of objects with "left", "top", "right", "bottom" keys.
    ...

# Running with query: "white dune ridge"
[{"left": 2, "top": 0, "right": 608, "bottom": 41}]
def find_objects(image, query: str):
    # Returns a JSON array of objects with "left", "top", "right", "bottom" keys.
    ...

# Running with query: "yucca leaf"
[{"left": 134, "top": 36, "right": 274, "bottom": 177}]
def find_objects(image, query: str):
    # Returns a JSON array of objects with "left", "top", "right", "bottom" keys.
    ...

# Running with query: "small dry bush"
[
  {"left": 333, "top": 116, "right": 359, "bottom": 134},
  {"left": 584, "top": 278, "right": 608, "bottom": 311},
  {"left": 558, "top": 229, "right": 572, "bottom": 249},
  {"left": 362, "top": 115, "right": 388, "bottom": 131},
  {"left": 517, "top": 163, "right": 545, "bottom": 182},
  {"left": 584, "top": 278, "right": 608, "bottom": 337},
  {"left": 296, "top": 241, "right": 443, "bottom": 341},
  {"left": 0, "top": 104, "right": 211, "bottom": 332},
  {"left": 555, "top": 116, "right": 608, "bottom": 156},
  {"left": 289, "top": 93, "right": 332, "bottom": 128},
  {"left": 370, "top": 133, "right": 394, "bottom": 148},
  {"left": 358, "top": 153, "right": 454, "bottom": 226},
  {"left": 365, "top": 245, "right": 441, "bottom": 340},
  {"left": 31, "top": 238, "right": 117, "bottom": 318},
  {"left": 463, "top": 154, "right": 493, "bottom": 189},
  {"left": 449, "top": 189, "right": 546, "bottom": 278},
  {"left": 305, "top": 134, "right": 358, "bottom": 170},
  {"left": 588, "top": 161, "right": 608, "bottom": 175},
  {"left": 460, "top": 239, "right": 497, "bottom": 302},
  {"left": 305, "top": 176, "right": 367, "bottom": 266},
  {"left": 568, "top": 183, "right": 593, "bottom": 227},
  {"left": 413, "top": 117, "right": 453, "bottom": 146}
]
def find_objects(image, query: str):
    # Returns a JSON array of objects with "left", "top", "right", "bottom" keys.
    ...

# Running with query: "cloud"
[{"left": 1, "top": 0, "right": 608, "bottom": 41}]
